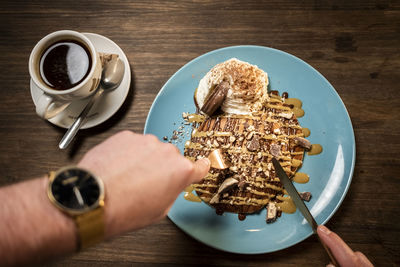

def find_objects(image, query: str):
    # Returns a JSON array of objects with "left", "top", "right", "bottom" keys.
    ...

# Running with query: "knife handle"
[{"left": 318, "top": 235, "right": 339, "bottom": 266}]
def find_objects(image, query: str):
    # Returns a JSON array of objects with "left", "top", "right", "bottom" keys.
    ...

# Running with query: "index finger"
[
  {"left": 317, "top": 225, "right": 358, "bottom": 267},
  {"left": 187, "top": 158, "right": 210, "bottom": 184}
]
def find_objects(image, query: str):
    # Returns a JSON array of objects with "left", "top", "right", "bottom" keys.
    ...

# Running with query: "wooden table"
[{"left": 1, "top": 1, "right": 399, "bottom": 266}]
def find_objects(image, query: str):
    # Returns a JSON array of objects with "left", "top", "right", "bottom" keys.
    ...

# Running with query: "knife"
[{"left": 272, "top": 158, "right": 338, "bottom": 266}]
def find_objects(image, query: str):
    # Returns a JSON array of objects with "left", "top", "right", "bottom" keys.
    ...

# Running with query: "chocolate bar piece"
[
  {"left": 201, "top": 81, "right": 230, "bottom": 116},
  {"left": 266, "top": 202, "right": 277, "bottom": 223},
  {"left": 294, "top": 137, "right": 311, "bottom": 150},
  {"left": 299, "top": 191, "right": 312, "bottom": 202}
]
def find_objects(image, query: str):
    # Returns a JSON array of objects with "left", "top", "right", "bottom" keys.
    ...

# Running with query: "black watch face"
[{"left": 51, "top": 168, "right": 101, "bottom": 211}]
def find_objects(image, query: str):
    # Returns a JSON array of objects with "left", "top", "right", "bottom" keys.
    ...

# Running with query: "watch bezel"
[{"left": 48, "top": 166, "right": 105, "bottom": 216}]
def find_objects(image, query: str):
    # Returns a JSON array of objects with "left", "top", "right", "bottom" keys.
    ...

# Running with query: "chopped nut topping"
[
  {"left": 246, "top": 131, "right": 254, "bottom": 140},
  {"left": 229, "top": 136, "right": 236, "bottom": 143},
  {"left": 273, "top": 128, "right": 281, "bottom": 134},
  {"left": 222, "top": 144, "right": 231, "bottom": 149},
  {"left": 206, "top": 131, "right": 214, "bottom": 136},
  {"left": 206, "top": 140, "right": 212, "bottom": 147},
  {"left": 247, "top": 125, "right": 255, "bottom": 132},
  {"left": 267, "top": 163, "right": 272, "bottom": 170},
  {"left": 213, "top": 140, "right": 220, "bottom": 147}
]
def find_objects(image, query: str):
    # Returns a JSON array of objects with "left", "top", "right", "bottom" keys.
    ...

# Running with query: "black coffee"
[{"left": 39, "top": 40, "right": 92, "bottom": 90}]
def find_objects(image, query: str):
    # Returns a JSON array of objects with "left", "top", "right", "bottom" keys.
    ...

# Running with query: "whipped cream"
[{"left": 196, "top": 58, "right": 269, "bottom": 115}]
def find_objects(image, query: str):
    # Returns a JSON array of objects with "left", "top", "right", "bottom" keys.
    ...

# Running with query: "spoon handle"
[{"left": 59, "top": 88, "right": 104, "bottom": 149}]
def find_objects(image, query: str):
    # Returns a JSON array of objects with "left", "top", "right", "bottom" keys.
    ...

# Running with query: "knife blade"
[
  {"left": 272, "top": 157, "right": 318, "bottom": 232},
  {"left": 272, "top": 157, "right": 338, "bottom": 266}
]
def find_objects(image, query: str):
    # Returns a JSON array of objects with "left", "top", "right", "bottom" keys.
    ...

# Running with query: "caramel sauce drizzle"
[
  {"left": 265, "top": 103, "right": 292, "bottom": 111},
  {"left": 183, "top": 185, "right": 202, "bottom": 202},
  {"left": 276, "top": 196, "right": 296, "bottom": 213},
  {"left": 221, "top": 196, "right": 271, "bottom": 206},
  {"left": 184, "top": 185, "right": 194, "bottom": 192},
  {"left": 292, "top": 172, "right": 309, "bottom": 184},
  {"left": 302, "top": 128, "right": 310, "bottom": 137},
  {"left": 308, "top": 144, "right": 323, "bottom": 155},
  {"left": 194, "top": 183, "right": 217, "bottom": 188},
  {"left": 284, "top": 98, "right": 304, "bottom": 118},
  {"left": 291, "top": 159, "right": 303, "bottom": 168},
  {"left": 187, "top": 113, "right": 205, "bottom": 123},
  {"left": 293, "top": 108, "right": 304, "bottom": 118},
  {"left": 184, "top": 192, "right": 202, "bottom": 202},
  {"left": 284, "top": 98, "right": 302, "bottom": 108}
]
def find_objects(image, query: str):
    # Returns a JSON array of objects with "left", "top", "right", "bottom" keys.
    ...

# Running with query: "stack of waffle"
[{"left": 184, "top": 91, "right": 306, "bottom": 221}]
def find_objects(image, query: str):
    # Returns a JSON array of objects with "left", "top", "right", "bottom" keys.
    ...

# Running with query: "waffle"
[{"left": 184, "top": 92, "right": 306, "bottom": 218}]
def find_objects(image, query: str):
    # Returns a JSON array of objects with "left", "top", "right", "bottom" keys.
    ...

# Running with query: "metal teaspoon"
[{"left": 59, "top": 57, "right": 125, "bottom": 149}]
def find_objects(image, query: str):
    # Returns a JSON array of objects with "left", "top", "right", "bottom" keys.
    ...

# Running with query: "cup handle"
[{"left": 36, "top": 93, "right": 70, "bottom": 119}]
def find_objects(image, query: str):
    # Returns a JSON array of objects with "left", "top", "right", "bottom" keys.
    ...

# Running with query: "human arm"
[
  {"left": 317, "top": 225, "right": 374, "bottom": 267},
  {"left": 0, "top": 131, "right": 210, "bottom": 266},
  {"left": 0, "top": 175, "right": 76, "bottom": 265}
]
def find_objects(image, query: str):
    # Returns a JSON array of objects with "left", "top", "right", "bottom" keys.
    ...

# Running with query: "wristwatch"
[{"left": 47, "top": 166, "right": 105, "bottom": 250}]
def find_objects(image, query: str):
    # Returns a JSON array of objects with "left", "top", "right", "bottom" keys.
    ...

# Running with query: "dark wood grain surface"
[{"left": 1, "top": 1, "right": 399, "bottom": 266}]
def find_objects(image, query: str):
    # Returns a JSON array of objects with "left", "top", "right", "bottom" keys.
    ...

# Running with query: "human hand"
[
  {"left": 317, "top": 225, "right": 373, "bottom": 267},
  {"left": 78, "top": 131, "right": 210, "bottom": 238}
]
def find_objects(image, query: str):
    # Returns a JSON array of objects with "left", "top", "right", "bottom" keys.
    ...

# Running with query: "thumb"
[{"left": 188, "top": 158, "right": 210, "bottom": 183}]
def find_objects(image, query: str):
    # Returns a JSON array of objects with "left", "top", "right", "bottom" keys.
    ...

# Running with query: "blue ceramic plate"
[{"left": 144, "top": 46, "right": 355, "bottom": 254}]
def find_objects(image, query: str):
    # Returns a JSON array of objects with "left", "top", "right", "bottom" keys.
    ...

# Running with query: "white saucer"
[{"left": 30, "top": 33, "right": 131, "bottom": 129}]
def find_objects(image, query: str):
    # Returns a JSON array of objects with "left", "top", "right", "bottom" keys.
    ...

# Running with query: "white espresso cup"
[{"left": 29, "top": 30, "right": 102, "bottom": 119}]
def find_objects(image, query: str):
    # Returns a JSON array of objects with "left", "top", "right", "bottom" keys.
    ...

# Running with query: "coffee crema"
[{"left": 39, "top": 40, "right": 92, "bottom": 90}]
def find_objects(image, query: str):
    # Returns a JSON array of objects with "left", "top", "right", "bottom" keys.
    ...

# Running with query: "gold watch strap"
[{"left": 75, "top": 206, "right": 105, "bottom": 250}]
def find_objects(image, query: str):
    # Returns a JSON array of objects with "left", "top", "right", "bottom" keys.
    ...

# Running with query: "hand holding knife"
[{"left": 272, "top": 158, "right": 338, "bottom": 266}]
